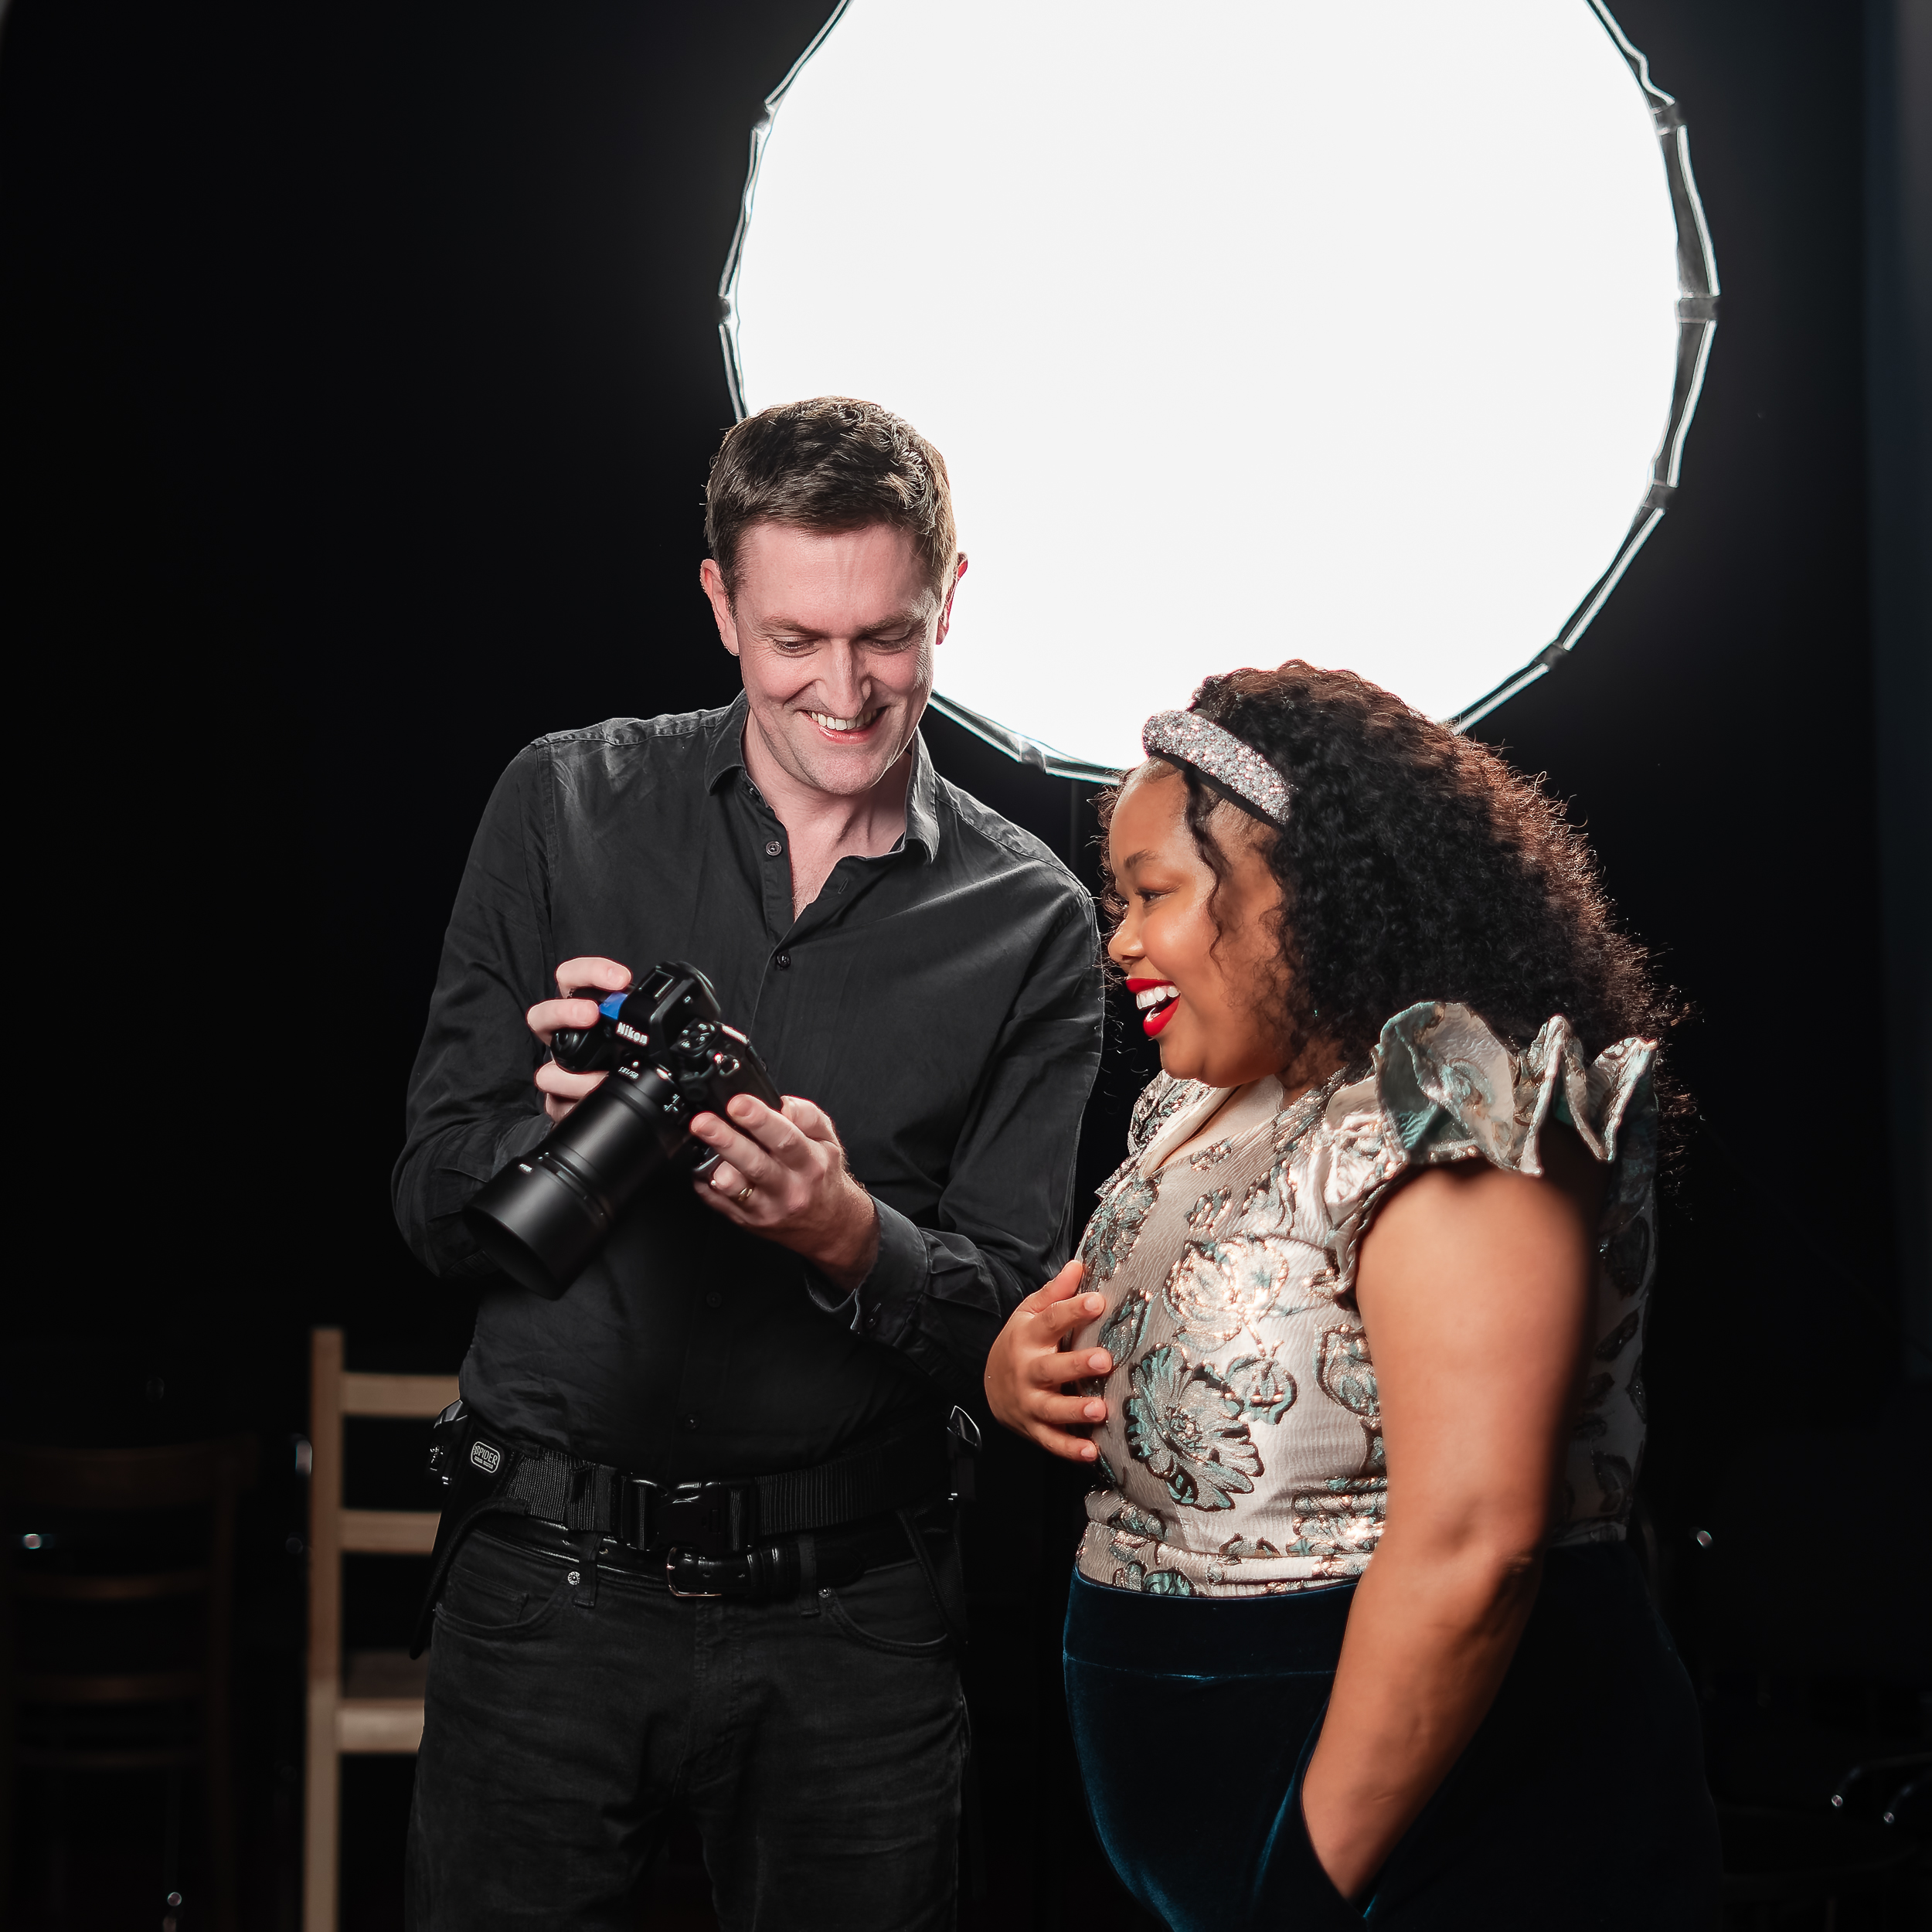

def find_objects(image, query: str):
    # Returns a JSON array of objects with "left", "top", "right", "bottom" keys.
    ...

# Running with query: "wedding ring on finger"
[{"left": 733, "top": 1182, "right": 754, "bottom": 1206}]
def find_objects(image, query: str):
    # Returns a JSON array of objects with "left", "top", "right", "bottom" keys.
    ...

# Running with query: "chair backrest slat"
[{"left": 339, "top": 1372, "right": 459, "bottom": 1420}]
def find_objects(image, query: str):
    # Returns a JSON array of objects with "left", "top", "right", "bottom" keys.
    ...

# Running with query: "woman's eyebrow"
[{"left": 1115, "top": 848, "right": 1155, "bottom": 874}]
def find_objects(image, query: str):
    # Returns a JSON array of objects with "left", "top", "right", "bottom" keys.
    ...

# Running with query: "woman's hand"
[{"left": 985, "top": 1261, "right": 1114, "bottom": 1462}]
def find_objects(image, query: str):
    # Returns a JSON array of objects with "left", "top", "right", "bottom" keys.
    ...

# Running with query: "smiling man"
[{"left": 393, "top": 398, "right": 1103, "bottom": 1932}]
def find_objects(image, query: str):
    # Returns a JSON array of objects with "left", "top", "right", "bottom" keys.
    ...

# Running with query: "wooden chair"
[
  {"left": 304, "top": 1327, "right": 458, "bottom": 1932},
  {"left": 1, "top": 1434, "right": 257, "bottom": 1932}
]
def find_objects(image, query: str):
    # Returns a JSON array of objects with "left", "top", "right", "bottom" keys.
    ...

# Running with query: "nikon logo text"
[
  {"left": 616, "top": 1022, "right": 649, "bottom": 1045},
  {"left": 469, "top": 1442, "right": 502, "bottom": 1475}
]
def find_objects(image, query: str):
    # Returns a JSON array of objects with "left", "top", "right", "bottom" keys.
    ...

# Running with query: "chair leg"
[
  {"left": 303, "top": 1682, "right": 339, "bottom": 1932},
  {"left": 205, "top": 1698, "right": 239, "bottom": 1932}
]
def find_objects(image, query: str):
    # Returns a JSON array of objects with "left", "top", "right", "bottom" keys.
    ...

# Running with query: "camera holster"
[{"left": 413, "top": 1400, "right": 976, "bottom": 1655}]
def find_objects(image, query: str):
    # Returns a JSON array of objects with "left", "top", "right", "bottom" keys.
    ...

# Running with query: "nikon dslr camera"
[{"left": 464, "top": 961, "right": 781, "bottom": 1298}]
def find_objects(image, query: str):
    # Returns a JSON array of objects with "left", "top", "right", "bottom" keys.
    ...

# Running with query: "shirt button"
[
  {"left": 764, "top": 839, "right": 783, "bottom": 857},
  {"left": 775, "top": 952, "right": 791, "bottom": 970},
  {"left": 684, "top": 1414, "right": 700, "bottom": 1432},
  {"left": 706, "top": 1291, "right": 722, "bottom": 1308}
]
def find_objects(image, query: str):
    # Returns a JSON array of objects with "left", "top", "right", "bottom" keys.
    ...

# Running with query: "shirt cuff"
[{"left": 804, "top": 1196, "right": 927, "bottom": 1345}]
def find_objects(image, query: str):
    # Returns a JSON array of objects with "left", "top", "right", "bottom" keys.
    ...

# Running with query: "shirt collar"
[{"left": 704, "top": 693, "right": 940, "bottom": 863}]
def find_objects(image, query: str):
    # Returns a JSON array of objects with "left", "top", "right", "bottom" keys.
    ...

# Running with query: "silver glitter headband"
[{"left": 1141, "top": 710, "right": 1293, "bottom": 825}]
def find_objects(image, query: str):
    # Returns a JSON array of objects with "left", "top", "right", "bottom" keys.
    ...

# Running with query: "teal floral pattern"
[
  {"left": 1164, "top": 1237, "right": 1298, "bottom": 1347},
  {"left": 1081, "top": 1171, "right": 1160, "bottom": 1284},
  {"left": 1124, "top": 1347, "right": 1264, "bottom": 1511},
  {"left": 1075, "top": 1002, "right": 1662, "bottom": 1596},
  {"left": 1224, "top": 1354, "right": 1296, "bottom": 1424}
]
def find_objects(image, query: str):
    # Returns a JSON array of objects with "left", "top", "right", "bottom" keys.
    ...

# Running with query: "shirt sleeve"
[
  {"left": 805, "top": 878, "right": 1104, "bottom": 1405},
  {"left": 391, "top": 743, "right": 556, "bottom": 1277}
]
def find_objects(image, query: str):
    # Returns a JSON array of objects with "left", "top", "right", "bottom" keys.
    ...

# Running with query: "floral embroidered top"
[{"left": 1072, "top": 1001, "right": 1658, "bottom": 1597}]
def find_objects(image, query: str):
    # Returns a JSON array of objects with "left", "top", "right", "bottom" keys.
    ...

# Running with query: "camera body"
[{"left": 463, "top": 961, "right": 781, "bottom": 1299}]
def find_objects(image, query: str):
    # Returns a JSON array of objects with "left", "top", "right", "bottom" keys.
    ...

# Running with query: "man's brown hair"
[{"left": 704, "top": 397, "right": 957, "bottom": 598}]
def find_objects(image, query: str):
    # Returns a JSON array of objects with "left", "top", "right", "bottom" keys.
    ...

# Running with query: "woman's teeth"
[
  {"left": 1133, "top": 981, "right": 1179, "bottom": 1038},
  {"left": 808, "top": 708, "right": 877, "bottom": 733}
]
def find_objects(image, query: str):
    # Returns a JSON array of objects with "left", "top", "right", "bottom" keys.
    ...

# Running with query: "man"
[{"left": 393, "top": 397, "right": 1102, "bottom": 1930}]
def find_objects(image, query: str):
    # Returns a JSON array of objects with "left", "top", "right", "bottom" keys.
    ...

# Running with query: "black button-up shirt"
[{"left": 393, "top": 698, "right": 1104, "bottom": 1478}]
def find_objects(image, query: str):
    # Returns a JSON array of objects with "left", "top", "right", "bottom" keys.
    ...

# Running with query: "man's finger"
[
  {"left": 701, "top": 1158, "right": 747, "bottom": 1199},
  {"left": 691, "top": 1118, "right": 774, "bottom": 1191},
  {"left": 553, "top": 957, "right": 631, "bottom": 996},
  {"left": 777, "top": 1094, "right": 838, "bottom": 1142},
  {"left": 528, "top": 997, "right": 601, "bottom": 1043},
  {"left": 721, "top": 1094, "right": 808, "bottom": 1161},
  {"left": 536, "top": 1063, "right": 608, "bottom": 1099},
  {"left": 693, "top": 1173, "right": 750, "bottom": 1219}
]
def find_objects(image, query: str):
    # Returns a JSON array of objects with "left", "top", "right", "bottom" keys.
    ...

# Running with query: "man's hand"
[
  {"left": 691, "top": 1094, "right": 881, "bottom": 1294},
  {"left": 526, "top": 956, "right": 631, "bottom": 1125},
  {"left": 984, "top": 1262, "right": 1112, "bottom": 1462}
]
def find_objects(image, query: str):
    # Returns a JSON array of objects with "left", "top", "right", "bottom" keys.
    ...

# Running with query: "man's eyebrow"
[{"left": 763, "top": 608, "right": 929, "bottom": 640}]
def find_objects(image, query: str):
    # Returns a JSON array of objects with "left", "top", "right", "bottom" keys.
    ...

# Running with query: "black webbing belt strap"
[{"left": 410, "top": 1410, "right": 950, "bottom": 1655}]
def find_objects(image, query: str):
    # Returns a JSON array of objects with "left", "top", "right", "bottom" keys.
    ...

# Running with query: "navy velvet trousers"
[{"left": 1063, "top": 1543, "right": 1722, "bottom": 1929}]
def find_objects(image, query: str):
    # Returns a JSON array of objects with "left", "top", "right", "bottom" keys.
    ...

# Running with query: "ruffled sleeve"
[{"left": 1317, "top": 1001, "right": 1658, "bottom": 1286}]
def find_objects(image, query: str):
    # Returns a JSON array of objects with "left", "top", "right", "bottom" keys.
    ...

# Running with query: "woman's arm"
[{"left": 1301, "top": 1131, "right": 1604, "bottom": 1900}]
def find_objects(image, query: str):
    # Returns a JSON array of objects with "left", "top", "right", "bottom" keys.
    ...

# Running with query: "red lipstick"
[{"left": 1124, "top": 977, "right": 1179, "bottom": 1039}]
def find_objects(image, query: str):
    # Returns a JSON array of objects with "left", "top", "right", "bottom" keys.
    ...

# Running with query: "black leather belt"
[
  {"left": 477, "top": 1505, "right": 924, "bottom": 1597},
  {"left": 412, "top": 1404, "right": 971, "bottom": 1651}
]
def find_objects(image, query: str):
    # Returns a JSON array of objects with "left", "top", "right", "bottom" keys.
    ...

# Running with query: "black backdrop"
[{"left": 2, "top": 2, "right": 1925, "bottom": 1927}]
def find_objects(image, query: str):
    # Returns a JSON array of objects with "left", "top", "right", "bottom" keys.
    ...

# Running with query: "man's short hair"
[{"left": 705, "top": 397, "right": 957, "bottom": 600}]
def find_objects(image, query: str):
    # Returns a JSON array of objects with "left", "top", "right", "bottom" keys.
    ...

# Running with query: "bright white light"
[{"left": 728, "top": 1, "right": 1687, "bottom": 771}]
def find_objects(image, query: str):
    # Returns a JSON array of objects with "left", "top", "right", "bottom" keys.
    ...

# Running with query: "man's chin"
[{"left": 784, "top": 720, "right": 910, "bottom": 794}]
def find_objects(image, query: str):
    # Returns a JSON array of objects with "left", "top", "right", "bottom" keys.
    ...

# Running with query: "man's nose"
[{"left": 818, "top": 642, "right": 869, "bottom": 712}]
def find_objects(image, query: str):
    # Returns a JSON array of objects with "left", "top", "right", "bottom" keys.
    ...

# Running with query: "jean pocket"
[
  {"left": 821, "top": 1560, "right": 954, "bottom": 1658},
  {"left": 434, "top": 1531, "right": 573, "bottom": 1640}
]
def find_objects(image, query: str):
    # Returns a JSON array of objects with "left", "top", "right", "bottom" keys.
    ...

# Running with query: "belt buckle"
[
  {"left": 665, "top": 1549, "right": 723, "bottom": 1599},
  {"left": 662, "top": 1479, "right": 750, "bottom": 1556}
]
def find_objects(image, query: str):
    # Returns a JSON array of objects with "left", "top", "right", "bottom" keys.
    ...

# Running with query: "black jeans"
[{"left": 407, "top": 1524, "right": 968, "bottom": 1931}]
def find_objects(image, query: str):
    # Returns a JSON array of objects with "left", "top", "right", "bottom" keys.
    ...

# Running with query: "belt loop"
[{"left": 797, "top": 1532, "right": 818, "bottom": 1615}]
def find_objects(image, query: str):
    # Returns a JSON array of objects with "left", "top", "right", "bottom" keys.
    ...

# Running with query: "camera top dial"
[{"left": 549, "top": 961, "right": 722, "bottom": 1074}]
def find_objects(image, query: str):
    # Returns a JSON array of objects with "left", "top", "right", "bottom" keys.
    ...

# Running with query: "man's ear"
[
  {"left": 934, "top": 553, "right": 968, "bottom": 648},
  {"left": 699, "top": 558, "right": 740, "bottom": 657}
]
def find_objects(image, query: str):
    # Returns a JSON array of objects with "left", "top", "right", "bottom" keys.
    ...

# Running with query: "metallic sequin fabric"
[
  {"left": 1072, "top": 1001, "right": 1659, "bottom": 1597},
  {"left": 1141, "top": 710, "right": 1294, "bottom": 824}
]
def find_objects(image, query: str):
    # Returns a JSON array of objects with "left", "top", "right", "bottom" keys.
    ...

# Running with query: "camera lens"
[{"left": 464, "top": 1063, "right": 691, "bottom": 1296}]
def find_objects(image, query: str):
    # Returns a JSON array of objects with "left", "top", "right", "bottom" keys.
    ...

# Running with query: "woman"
[{"left": 985, "top": 665, "right": 1720, "bottom": 1927}]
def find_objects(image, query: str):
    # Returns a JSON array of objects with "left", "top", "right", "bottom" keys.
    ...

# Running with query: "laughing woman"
[{"left": 985, "top": 665, "right": 1720, "bottom": 1928}]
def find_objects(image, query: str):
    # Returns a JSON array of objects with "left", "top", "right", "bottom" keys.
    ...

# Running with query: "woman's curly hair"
[{"left": 1100, "top": 662, "right": 1679, "bottom": 1090}]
